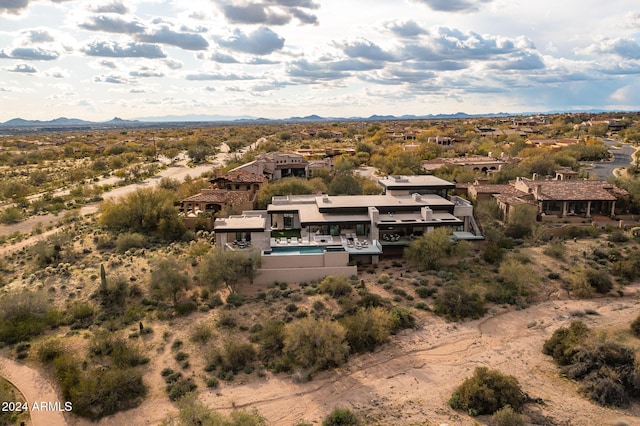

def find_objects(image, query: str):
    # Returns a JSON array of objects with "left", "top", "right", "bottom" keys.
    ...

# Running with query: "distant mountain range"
[
  {"left": 0, "top": 109, "right": 625, "bottom": 130},
  {"left": 0, "top": 116, "right": 139, "bottom": 128}
]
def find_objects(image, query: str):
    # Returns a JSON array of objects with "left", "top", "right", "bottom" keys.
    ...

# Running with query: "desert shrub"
[
  {"left": 489, "top": 259, "right": 538, "bottom": 305},
  {"left": 256, "top": 320, "right": 286, "bottom": 362},
  {"left": 482, "top": 245, "right": 505, "bottom": 264},
  {"left": 544, "top": 322, "right": 640, "bottom": 407},
  {"left": 67, "top": 302, "right": 95, "bottom": 328},
  {"left": 217, "top": 311, "right": 237, "bottom": 328},
  {"left": 283, "top": 317, "right": 349, "bottom": 372},
  {"left": 0, "top": 206, "right": 24, "bottom": 224},
  {"left": 175, "top": 393, "right": 267, "bottom": 426},
  {"left": 491, "top": 405, "right": 525, "bottom": 426},
  {"left": 167, "top": 377, "right": 197, "bottom": 401},
  {"left": 542, "top": 242, "right": 567, "bottom": 259},
  {"left": 208, "top": 294, "right": 224, "bottom": 308},
  {"left": 608, "top": 231, "right": 629, "bottom": 243},
  {"left": 542, "top": 321, "right": 590, "bottom": 365},
  {"left": 190, "top": 322, "right": 213, "bottom": 344},
  {"left": 89, "top": 332, "right": 148, "bottom": 368},
  {"left": 0, "top": 291, "right": 55, "bottom": 344},
  {"left": 357, "top": 291, "right": 382, "bottom": 307},
  {"left": 584, "top": 372, "right": 629, "bottom": 407},
  {"left": 322, "top": 407, "right": 359, "bottom": 426},
  {"left": 175, "top": 300, "right": 198, "bottom": 316},
  {"left": 389, "top": 306, "right": 415, "bottom": 331},
  {"left": 217, "top": 340, "right": 256, "bottom": 373},
  {"left": 571, "top": 267, "right": 613, "bottom": 297},
  {"left": 226, "top": 292, "right": 245, "bottom": 307},
  {"left": 340, "top": 307, "right": 394, "bottom": 353},
  {"left": 415, "top": 286, "right": 435, "bottom": 298},
  {"left": 434, "top": 285, "right": 485, "bottom": 321},
  {"left": 611, "top": 252, "right": 640, "bottom": 281},
  {"left": 318, "top": 276, "right": 353, "bottom": 298},
  {"left": 115, "top": 232, "right": 147, "bottom": 253},
  {"left": 37, "top": 338, "right": 66, "bottom": 363},
  {"left": 631, "top": 315, "right": 640, "bottom": 338},
  {"left": 449, "top": 367, "right": 524, "bottom": 416},
  {"left": 69, "top": 368, "right": 147, "bottom": 420},
  {"left": 97, "top": 273, "right": 129, "bottom": 315}
]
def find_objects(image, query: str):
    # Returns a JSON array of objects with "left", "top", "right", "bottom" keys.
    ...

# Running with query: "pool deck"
[{"left": 269, "top": 235, "right": 383, "bottom": 255}]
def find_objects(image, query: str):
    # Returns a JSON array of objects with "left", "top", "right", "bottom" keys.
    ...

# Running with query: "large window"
[{"left": 283, "top": 213, "right": 294, "bottom": 228}]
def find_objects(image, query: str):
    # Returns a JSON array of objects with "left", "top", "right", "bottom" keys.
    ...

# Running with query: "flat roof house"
[{"left": 214, "top": 176, "right": 481, "bottom": 285}]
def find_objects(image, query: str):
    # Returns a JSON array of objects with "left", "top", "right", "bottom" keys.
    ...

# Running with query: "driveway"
[{"left": 586, "top": 139, "right": 637, "bottom": 179}]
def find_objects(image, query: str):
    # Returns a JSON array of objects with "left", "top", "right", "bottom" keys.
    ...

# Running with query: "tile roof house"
[
  {"left": 180, "top": 170, "right": 266, "bottom": 228},
  {"left": 467, "top": 173, "right": 629, "bottom": 221}
]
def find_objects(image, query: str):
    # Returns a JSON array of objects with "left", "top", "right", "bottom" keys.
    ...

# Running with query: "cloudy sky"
[{"left": 1, "top": 0, "right": 640, "bottom": 121}]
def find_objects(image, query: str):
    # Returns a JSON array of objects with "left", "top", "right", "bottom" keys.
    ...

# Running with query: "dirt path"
[
  {"left": 0, "top": 357, "right": 68, "bottom": 426},
  {"left": 84, "top": 292, "right": 640, "bottom": 426}
]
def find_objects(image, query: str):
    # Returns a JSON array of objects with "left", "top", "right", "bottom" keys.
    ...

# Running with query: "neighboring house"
[
  {"left": 180, "top": 170, "right": 265, "bottom": 229},
  {"left": 423, "top": 154, "right": 520, "bottom": 173},
  {"left": 230, "top": 152, "right": 308, "bottom": 181},
  {"left": 466, "top": 172, "right": 629, "bottom": 221},
  {"left": 214, "top": 175, "right": 482, "bottom": 285},
  {"left": 525, "top": 138, "right": 580, "bottom": 148}
]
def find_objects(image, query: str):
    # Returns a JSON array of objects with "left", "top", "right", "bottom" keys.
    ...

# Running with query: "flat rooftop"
[
  {"left": 378, "top": 175, "right": 455, "bottom": 190},
  {"left": 214, "top": 216, "right": 266, "bottom": 231}
]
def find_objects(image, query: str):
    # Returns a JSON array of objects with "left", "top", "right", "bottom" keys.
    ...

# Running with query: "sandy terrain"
[{"left": 73, "top": 290, "right": 640, "bottom": 426}]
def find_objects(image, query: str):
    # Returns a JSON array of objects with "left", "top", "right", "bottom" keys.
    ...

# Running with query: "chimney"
[
  {"left": 532, "top": 173, "right": 538, "bottom": 180},
  {"left": 421, "top": 207, "right": 433, "bottom": 221},
  {"left": 412, "top": 193, "right": 421, "bottom": 201}
]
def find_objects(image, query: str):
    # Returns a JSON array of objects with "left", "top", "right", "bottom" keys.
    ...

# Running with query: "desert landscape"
[{"left": 0, "top": 117, "right": 639, "bottom": 426}]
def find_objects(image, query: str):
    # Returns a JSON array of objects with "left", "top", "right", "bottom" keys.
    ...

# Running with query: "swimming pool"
[{"left": 266, "top": 246, "right": 324, "bottom": 255}]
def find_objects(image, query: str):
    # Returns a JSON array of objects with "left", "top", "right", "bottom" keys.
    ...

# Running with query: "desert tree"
[
  {"left": 150, "top": 256, "right": 191, "bottom": 305},
  {"left": 99, "top": 188, "right": 186, "bottom": 241},
  {"left": 197, "top": 249, "right": 260, "bottom": 293},
  {"left": 283, "top": 317, "right": 349, "bottom": 372},
  {"left": 404, "top": 227, "right": 467, "bottom": 270}
]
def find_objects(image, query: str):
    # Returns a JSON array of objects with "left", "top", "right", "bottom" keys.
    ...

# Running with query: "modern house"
[
  {"left": 214, "top": 175, "right": 481, "bottom": 285},
  {"left": 229, "top": 152, "right": 308, "bottom": 181}
]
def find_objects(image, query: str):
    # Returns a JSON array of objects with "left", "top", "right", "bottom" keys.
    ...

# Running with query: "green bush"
[
  {"left": 390, "top": 306, "right": 415, "bottom": 332},
  {"left": 449, "top": 367, "right": 524, "bottom": 416},
  {"left": 340, "top": 307, "right": 393, "bottom": 353},
  {"left": 491, "top": 405, "right": 525, "bottom": 426},
  {"left": 69, "top": 368, "right": 147, "bottom": 420},
  {"left": 318, "top": 276, "right": 353, "bottom": 298},
  {"left": 115, "top": 232, "right": 147, "bottom": 253},
  {"left": 322, "top": 407, "right": 358, "bottom": 426},
  {"left": 434, "top": 286, "right": 485, "bottom": 321},
  {"left": 283, "top": 317, "right": 349, "bottom": 372},
  {"left": 167, "top": 377, "right": 197, "bottom": 401},
  {"left": 37, "top": 338, "right": 66, "bottom": 363},
  {"left": 175, "top": 300, "right": 198, "bottom": 316},
  {"left": 256, "top": 320, "right": 286, "bottom": 363},
  {"left": 542, "top": 321, "right": 590, "bottom": 365},
  {"left": 0, "top": 291, "right": 55, "bottom": 344}
]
